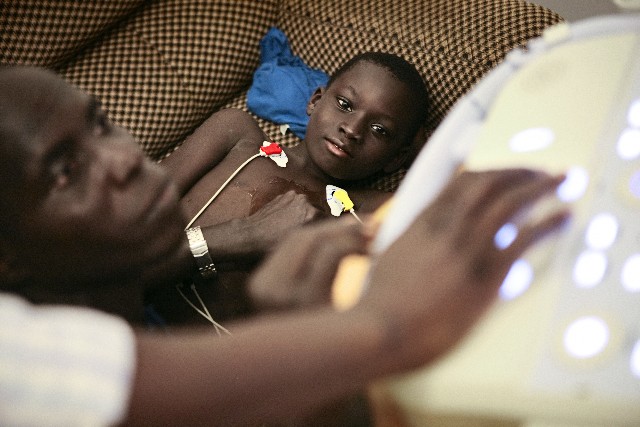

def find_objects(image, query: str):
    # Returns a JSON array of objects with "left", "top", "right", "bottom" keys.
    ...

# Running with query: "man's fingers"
[
  {"left": 475, "top": 172, "right": 564, "bottom": 235},
  {"left": 297, "top": 227, "right": 368, "bottom": 283},
  {"left": 502, "top": 209, "right": 571, "bottom": 263},
  {"left": 249, "top": 218, "right": 367, "bottom": 309}
]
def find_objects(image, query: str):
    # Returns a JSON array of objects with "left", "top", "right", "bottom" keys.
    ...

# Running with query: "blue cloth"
[{"left": 247, "top": 27, "right": 329, "bottom": 139}]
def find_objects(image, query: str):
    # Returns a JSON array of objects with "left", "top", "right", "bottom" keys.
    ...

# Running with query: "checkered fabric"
[
  {"left": 0, "top": 1, "right": 146, "bottom": 68},
  {"left": 60, "top": 0, "right": 279, "bottom": 159},
  {"left": 1, "top": 0, "right": 563, "bottom": 188}
]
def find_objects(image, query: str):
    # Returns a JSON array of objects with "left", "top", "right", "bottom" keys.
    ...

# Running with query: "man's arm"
[
  {"left": 124, "top": 169, "right": 569, "bottom": 426},
  {"left": 160, "top": 108, "right": 267, "bottom": 196},
  {"left": 0, "top": 169, "right": 566, "bottom": 427},
  {"left": 0, "top": 294, "right": 136, "bottom": 427},
  {"left": 128, "top": 307, "right": 385, "bottom": 426},
  {"left": 198, "top": 190, "right": 324, "bottom": 266}
]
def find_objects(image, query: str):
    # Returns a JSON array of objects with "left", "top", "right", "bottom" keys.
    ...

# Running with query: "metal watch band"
[{"left": 185, "top": 226, "right": 217, "bottom": 279}]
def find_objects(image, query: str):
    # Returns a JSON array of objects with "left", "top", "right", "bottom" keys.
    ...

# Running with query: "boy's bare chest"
[{"left": 181, "top": 148, "right": 328, "bottom": 226}]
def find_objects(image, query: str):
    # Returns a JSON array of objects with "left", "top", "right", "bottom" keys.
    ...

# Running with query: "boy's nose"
[{"left": 340, "top": 114, "right": 365, "bottom": 142}]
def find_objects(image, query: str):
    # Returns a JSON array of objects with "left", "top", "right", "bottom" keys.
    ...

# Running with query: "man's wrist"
[
  {"left": 185, "top": 226, "right": 218, "bottom": 279},
  {"left": 211, "top": 219, "right": 267, "bottom": 260}
]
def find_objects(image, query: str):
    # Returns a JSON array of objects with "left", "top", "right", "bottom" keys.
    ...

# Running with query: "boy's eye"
[
  {"left": 371, "top": 124, "right": 390, "bottom": 137},
  {"left": 336, "top": 97, "right": 353, "bottom": 112}
]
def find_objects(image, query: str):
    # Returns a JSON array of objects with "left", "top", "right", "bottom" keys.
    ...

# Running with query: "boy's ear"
[
  {"left": 306, "top": 87, "right": 325, "bottom": 116},
  {"left": 383, "top": 125, "right": 427, "bottom": 173},
  {"left": 383, "top": 144, "right": 412, "bottom": 174}
]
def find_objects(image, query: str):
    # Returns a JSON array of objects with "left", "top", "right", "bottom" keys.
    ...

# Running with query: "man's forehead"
[
  {"left": 29, "top": 91, "right": 95, "bottom": 163},
  {"left": 0, "top": 70, "right": 92, "bottom": 181},
  {"left": 1, "top": 69, "right": 68, "bottom": 129}
]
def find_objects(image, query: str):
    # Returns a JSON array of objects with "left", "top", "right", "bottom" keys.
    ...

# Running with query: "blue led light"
[
  {"left": 495, "top": 222, "right": 518, "bottom": 250},
  {"left": 617, "top": 128, "right": 640, "bottom": 160},
  {"left": 573, "top": 250, "right": 607, "bottom": 288},
  {"left": 499, "top": 259, "right": 533, "bottom": 300},
  {"left": 508, "top": 127, "right": 555, "bottom": 152},
  {"left": 585, "top": 213, "right": 619, "bottom": 250},
  {"left": 628, "top": 99, "right": 640, "bottom": 128},
  {"left": 563, "top": 316, "right": 610, "bottom": 359},
  {"left": 557, "top": 167, "right": 589, "bottom": 202},
  {"left": 622, "top": 254, "right": 640, "bottom": 293}
]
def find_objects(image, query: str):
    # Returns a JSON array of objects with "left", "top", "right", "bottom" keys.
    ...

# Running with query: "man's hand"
[
  {"left": 201, "top": 190, "right": 323, "bottom": 264},
  {"left": 359, "top": 169, "right": 570, "bottom": 370},
  {"left": 248, "top": 217, "right": 370, "bottom": 311},
  {"left": 243, "top": 190, "right": 324, "bottom": 255}
]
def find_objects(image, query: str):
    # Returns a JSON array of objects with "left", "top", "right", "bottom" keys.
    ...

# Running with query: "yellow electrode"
[
  {"left": 335, "top": 189, "right": 363, "bottom": 223},
  {"left": 333, "top": 188, "right": 354, "bottom": 211}
]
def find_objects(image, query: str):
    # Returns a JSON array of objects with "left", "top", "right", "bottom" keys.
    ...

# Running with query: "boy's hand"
[{"left": 248, "top": 217, "right": 369, "bottom": 311}]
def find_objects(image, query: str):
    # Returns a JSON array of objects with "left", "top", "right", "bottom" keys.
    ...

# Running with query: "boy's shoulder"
[
  {"left": 347, "top": 186, "right": 393, "bottom": 214},
  {"left": 217, "top": 108, "right": 264, "bottom": 135},
  {"left": 228, "top": 134, "right": 269, "bottom": 156},
  {"left": 216, "top": 107, "right": 256, "bottom": 123},
  {"left": 209, "top": 108, "right": 267, "bottom": 151}
]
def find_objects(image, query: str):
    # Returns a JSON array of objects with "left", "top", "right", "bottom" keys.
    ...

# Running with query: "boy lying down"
[{"left": 158, "top": 52, "right": 430, "bottom": 323}]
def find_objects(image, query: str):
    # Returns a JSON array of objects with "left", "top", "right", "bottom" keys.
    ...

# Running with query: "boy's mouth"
[{"left": 325, "top": 138, "right": 352, "bottom": 158}]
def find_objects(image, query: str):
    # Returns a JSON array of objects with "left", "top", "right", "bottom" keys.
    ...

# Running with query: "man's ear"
[
  {"left": 306, "top": 87, "right": 325, "bottom": 116},
  {"left": 0, "top": 238, "right": 28, "bottom": 287},
  {"left": 383, "top": 125, "right": 427, "bottom": 173}
]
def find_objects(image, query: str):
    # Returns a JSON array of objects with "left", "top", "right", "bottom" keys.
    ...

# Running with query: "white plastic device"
[{"left": 373, "top": 14, "right": 640, "bottom": 427}]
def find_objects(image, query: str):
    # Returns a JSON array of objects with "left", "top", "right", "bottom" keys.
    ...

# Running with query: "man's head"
[
  {"left": 0, "top": 66, "right": 185, "bottom": 298},
  {"left": 304, "top": 52, "right": 429, "bottom": 181}
]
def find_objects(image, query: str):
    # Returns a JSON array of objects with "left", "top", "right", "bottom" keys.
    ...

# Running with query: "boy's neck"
[{"left": 288, "top": 143, "right": 338, "bottom": 185}]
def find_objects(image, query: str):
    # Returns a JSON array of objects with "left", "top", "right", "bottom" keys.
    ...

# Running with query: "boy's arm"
[{"left": 160, "top": 108, "right": 267, "bottom": 196}]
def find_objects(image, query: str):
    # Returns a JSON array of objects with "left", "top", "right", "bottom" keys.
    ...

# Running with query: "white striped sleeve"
[{"left": 0, "top": 293, "right": 136, "bottom": 427}]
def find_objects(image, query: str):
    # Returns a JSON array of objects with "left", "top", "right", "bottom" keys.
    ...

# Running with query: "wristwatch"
[{"left": 185, "top": 226, "right": 218, "bottom": 279}]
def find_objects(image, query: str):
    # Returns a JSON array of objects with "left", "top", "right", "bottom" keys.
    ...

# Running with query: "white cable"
[
  {"left": 185, "top": 153, "right": 261, "bottom": 229},
  {"left": 176, "top": 283, "right": 232, "bottom": 336}
]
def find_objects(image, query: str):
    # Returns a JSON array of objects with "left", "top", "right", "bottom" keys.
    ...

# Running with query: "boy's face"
[
  {"left": 305, "top": 61, "right": 417, "bottom": 181},
  {"left": 0, "top": 68, "right": 185, "bottom": 290}
]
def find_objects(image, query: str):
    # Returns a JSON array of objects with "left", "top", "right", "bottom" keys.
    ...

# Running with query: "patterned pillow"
[{"left": 62, "top": 0, "right": 280, "bottom": 159}]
